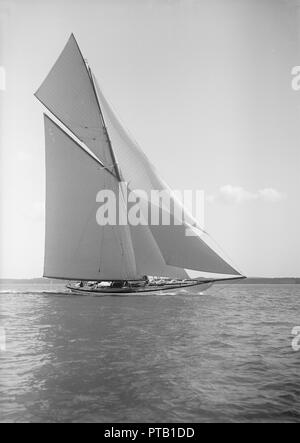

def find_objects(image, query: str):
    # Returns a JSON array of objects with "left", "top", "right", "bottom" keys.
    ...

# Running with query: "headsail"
[
  {"left": 44, "top": 115, "right": 138, "bottom": 281},
  {"left": 149, "top": 213, "right": 240, "bottom": 275},
  {"left": 35, "top": 34, "right": 116, "bottom": 175},
  {"left": 129, "top": 224, "right": 189, "bottom": 280},
  {"left": 95, "top": 81, "right": 241, "bottom": 277}
]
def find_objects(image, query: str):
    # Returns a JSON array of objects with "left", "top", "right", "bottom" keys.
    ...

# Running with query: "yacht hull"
[{"left": 66, "top": 281, "right": 214, "bottom": 295}]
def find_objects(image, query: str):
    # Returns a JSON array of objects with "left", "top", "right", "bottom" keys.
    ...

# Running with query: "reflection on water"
[{"left": 0, "top": 284, "right": 300, "bottom": 423}]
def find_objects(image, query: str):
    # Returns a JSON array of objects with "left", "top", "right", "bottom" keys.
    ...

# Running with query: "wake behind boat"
[{"left": 35, "top": 34, "right": 245, "bottom": 295}]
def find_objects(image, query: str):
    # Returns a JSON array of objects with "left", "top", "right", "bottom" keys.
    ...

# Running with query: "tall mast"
[{"left": 86, "top": 62, "right": 122, "bottom": 182}]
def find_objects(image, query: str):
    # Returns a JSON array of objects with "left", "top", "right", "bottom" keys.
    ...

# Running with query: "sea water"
[{"left": 0, "top": 284, "right": 299, "bottom": 423}]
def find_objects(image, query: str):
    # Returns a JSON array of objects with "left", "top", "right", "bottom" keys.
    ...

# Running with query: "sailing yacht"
[{"left": 35, "top": 34, "right": 245, "bottom": 294}]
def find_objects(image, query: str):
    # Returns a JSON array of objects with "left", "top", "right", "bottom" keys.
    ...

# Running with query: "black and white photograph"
[{"left": 0, "top": 0, "right": 299, "bottom": 426}]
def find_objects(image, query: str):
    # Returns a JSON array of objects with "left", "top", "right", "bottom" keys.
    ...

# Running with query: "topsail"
[
  {"left": 36, "top": 34, "right": 243, "bottom": 283},
  {"left": 35, "top": 34, "right": 117, "bottom": 175}
]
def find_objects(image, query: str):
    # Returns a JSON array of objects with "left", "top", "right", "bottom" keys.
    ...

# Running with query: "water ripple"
[{"left": 0, "top": 284, "right": 300, "bottom": 422}]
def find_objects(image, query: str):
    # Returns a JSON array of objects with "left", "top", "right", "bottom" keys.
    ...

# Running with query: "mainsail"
[
  {"left": 37, "top": 34, "right": 242, "bottom": 281},
  {"left": 44, "top": 115, "right": 137, "bottom": 281}
]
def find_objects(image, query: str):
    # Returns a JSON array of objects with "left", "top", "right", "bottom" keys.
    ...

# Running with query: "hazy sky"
[{"left": 1, "top": 0, "right": 300, "bottom": 278}]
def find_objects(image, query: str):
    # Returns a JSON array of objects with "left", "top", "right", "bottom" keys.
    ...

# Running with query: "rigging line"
[
  {"left": 110, "top": 207, "right": 126, "bottom": 279},
  {"left": 119, "top": 187, "right": 137, "bottom": 276},
  {"left": 196, "top": 228, "right": 244, "bottom": 275},
  {"left": 204, "top": 232, "right": 245, "bottom": 276},
  {"left": 110, "top": 175, "right": 129, "bottom": 277},
  {"left": 97, "top": 82, "right": 167, "bottom": 189},
  {"left": 40, "top": 106, "right": 118, "bottom": 180},
  {"left": 185, "top": 223, "right": 244, "bottom": 276},
  {"left": 98, "top": 173, "right": 107, "bottom": 276},
  {"left": 97, "top": 83, "right": 146, "bottom": 159},
  {"left": 87, "top": 66, "right": 122, "bottom": 182}
]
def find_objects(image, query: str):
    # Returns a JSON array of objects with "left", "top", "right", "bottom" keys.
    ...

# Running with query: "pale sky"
[{"left": 0, "top": 0, "right": 300, "bottom": 278}]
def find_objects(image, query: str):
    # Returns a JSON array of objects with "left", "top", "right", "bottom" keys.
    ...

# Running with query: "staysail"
[{"left": 37, "top": 34, "right": 242, "bottom": 281}]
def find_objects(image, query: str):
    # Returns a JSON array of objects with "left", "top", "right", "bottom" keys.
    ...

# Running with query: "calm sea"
[{"left": 0, "top": 283, "right": 299, "bottom": 423}]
